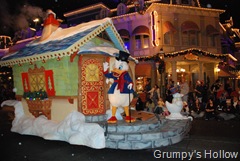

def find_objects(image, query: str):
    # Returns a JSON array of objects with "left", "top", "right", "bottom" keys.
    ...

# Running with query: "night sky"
[{"left": 0, "top": 0, "right": 239, "bottom": 38}]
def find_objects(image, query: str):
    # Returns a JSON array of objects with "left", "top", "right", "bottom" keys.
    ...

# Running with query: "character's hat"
[
  {"left": 116, "top": 50, "right": 130, "bottom": 63},
  {"left": 170, "top": 87, "right": 178, "bottom": 94}
]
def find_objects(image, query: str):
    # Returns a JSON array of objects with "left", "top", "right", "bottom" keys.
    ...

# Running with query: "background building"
[{"left": 64, "top": 0, "right": 238, "bottom": 98}]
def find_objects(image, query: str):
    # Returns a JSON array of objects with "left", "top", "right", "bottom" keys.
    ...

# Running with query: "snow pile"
[{"left": 1, "top": 100, "right": 105, "bottom": 149}]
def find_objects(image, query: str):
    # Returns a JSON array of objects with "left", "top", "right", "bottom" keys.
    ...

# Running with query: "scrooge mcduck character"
[{"left": 103, "top": 51, "right": 136, "bottom": 123}]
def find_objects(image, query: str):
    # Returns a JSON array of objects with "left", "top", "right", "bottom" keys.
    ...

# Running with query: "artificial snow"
[{"left": 1, "top": 100, "right": 105, "bottom": 149}]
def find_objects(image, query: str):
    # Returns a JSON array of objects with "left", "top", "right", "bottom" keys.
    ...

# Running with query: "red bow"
[{"left": 117, "top": 71, "right": 127, "bottom": 92}]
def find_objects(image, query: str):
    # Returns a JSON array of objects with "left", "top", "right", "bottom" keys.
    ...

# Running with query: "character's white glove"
[
  {"left": 106, "top": 78, "right": 109, "bottom": 84},
  {"left": 103, "top": 62, "right": 109, "bottom": 72},
  {"left": 106, "top": 78, "right": 114, "bottom": 84},
  {"left": 127, "top": 83, "right": 133, "bottom": 90}
]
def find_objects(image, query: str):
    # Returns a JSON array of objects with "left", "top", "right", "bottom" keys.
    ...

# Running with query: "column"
[
  {"left": 198, "top": 62, "right": 204, "bottom": 81},
  {"left": 171, "top": 61, "right": 177, "bottom": 84}
]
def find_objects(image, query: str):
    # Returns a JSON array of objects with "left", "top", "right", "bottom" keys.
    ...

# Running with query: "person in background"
[
  {"left": 154, "top": 98, "right": 164, "bottom": 114},
  {"left": 224, "top": 80, "right": 232, "bottom": 96},
  {"left": 148, "top": 84, "right": 160, "bottom": 108},
  {"left": 191, "top": 97, "right": 205, "bottom": 119},
  {"left": 217, "top": 96, "right": 238, "bottom": 120},
  {"left": 194, "top": 80, "right": 204, "bottom": 103},
  {"left": 145, "top": 98, "right": 155, "bottom": 112},
  {"left": 165, "top": 83, "right": 173, "bottom": 103},
  {"left": 201, "top": 80, "right": 209, "bottom": 108},
  {"left": 135, "top": 96, "right": 144, "bottom": 111},
  {"left": 216, "top": 85, "right": 228, "bottom": 111},
  {"left": 144, "top": 79, "right": 151, "bottom": 100},
  {"left": 181, "top": 101, "right": 190, "bottom": 116},
  {"left": 230, "top": 88, "right": 239, "bottom": 99},
  {"left": 210, "top": 79, "right": 222, "bottom": 101},
  {"left": 180, "top": 78, "right": 189, "bottom": 103},
  {"left": 205, "top": 97, "right": 217, "bottom": 120}
]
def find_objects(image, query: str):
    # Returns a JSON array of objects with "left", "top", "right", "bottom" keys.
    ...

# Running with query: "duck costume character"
[{"left": 103, "top": 51, "right": 136, "bottom": 123}]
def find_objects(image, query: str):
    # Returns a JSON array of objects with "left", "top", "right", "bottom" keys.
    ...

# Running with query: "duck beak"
[{"left": 112, "top": 68, "right": 124, "bottom": 77}]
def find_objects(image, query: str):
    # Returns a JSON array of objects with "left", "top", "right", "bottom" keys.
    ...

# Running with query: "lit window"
[
  {"left": 143, "top": 35, "right": 149, "bottom": 48},
  {"left": 134, "top": 35, "right": 149, "bottom": 49}
]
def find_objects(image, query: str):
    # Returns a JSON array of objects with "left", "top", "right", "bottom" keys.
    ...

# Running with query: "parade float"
[
  {"left": 0, "top": 10, "right": 191, "bottom": 150},
  {"left": 0, "top": 10, "right": 137, "bottom": 122}
]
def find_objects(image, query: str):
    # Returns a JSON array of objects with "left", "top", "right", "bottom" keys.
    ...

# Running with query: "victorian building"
[
  {"left": 64, "top": 0, "right": 237, "bottom": 96},
  {"left": 220, "top": 17, "right": 240, "bottom": 86}
]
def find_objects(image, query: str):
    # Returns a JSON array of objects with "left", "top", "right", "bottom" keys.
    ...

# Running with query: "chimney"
[{"left": 39, "top": 10, "right": 60, "bottom": 42}]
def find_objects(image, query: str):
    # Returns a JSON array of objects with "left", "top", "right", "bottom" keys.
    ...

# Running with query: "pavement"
[{"left": 0, "top": 109, "right": 240, "bottom": 161}]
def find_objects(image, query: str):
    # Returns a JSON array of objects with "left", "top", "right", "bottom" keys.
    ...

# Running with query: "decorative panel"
[{"left": 81, "top": 57, "right": 105, "bottom": 115}]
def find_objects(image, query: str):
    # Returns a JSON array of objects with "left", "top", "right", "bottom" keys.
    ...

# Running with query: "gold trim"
[{"left": 184, "top": 53, "right": 199, "bottom": 61}]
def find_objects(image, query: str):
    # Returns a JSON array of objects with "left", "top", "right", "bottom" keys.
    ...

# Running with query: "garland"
[
  {"left": 136, "top": 48, "right": 228, "bottom": 62},
  {"left": 23, "top": 89, "right": 48, "bottom": 100}
]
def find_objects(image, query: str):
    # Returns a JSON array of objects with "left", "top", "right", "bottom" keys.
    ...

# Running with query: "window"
[
  {"left": 207, "top": 36, "right": 216, "bottom": 47},
  {"left": 164, "top": 32, "right": 171, "bottom": 45},
  {"left": 118, "top": 29, "right": 130, "bottom": 49},
  {"left": 182, "top": 31, "right": 199, "bottom": 46},
  {"left": 134, "top": 35, "right": 149, "bottom": 49},
  {"left": 135, "top": 35, "right": 141, "bottom": 49},
  {"left": 139, "top": 0, "right": 145, "bottom": 9},
  {"left": 124, "top": 41, "right": 130, "bottom": 50},
  {"left": 181, "top": 21, "right": 199, "bottom": 46},
  {"left": 163, "top": 21, "right": 176, "bottom": 45},
  {"left": 206, "top": 25, "right": 219, "bottom": 47},
  {"left": 182, "top": 33, "right": 189, "bottom": 46},
  {"left": 189, "top": 32, "right": 198, "bottom": 45},
  {"left": 143, "top": 35, "right": 149, "bottom": 48},
  {"left": 117, "top": 3, "right": 126, "bottom": 16},
  {"left": 21, "top": 65, "right": 55, "bottom": 97},
  {"left": 132, "top": 26, "right": 150, "bottom": 49},
  {"left": 100, "top": 9, "right": 108, "bottom": 19}
]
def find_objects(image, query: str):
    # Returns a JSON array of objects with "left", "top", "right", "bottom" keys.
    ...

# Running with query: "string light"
[{"left": 136, "top": 48, "right": 235, "bottom": 62}]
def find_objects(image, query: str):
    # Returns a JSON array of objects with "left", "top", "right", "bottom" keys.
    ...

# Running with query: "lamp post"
[
  {"left": 155, "top": 48, "right": 165, "bottom": 99},
  {"left": 33, "top": 18, "right": 39, "bottom": 29}
]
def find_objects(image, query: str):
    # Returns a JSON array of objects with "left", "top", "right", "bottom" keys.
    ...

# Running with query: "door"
[{"left": 79, "top": 56, "right": 105, "bottom": 115}]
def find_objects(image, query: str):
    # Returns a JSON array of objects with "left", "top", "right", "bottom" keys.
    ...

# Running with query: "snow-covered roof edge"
[{"left": 0, "top": 18, "right": 133, "bottom": 66}]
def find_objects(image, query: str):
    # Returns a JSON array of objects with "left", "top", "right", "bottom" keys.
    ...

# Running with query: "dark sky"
[{"left": 0, "top": 0, "right": 239, "bottom": 38}]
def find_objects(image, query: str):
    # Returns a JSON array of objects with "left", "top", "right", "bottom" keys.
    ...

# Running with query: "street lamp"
[
  {"left": 155, "top": 48, "right": 165, "bottom": 99},
  {"left": 33, "top": 18, "right": 39, "bottom": 28}
]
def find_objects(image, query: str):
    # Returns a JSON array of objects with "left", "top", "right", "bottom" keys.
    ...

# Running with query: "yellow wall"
[{"left": 21, "top": 98, "right": 78, "bottom": 122}]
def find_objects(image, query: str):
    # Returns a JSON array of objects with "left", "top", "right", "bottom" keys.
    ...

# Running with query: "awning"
[
  {"left": 118, "top": 29, "right": 130, "bottom": 39},
  {"left": 163, "top": 21, "right": 177, "bottom": 34},
  {"left": 181, "top": 21, "right": 200, "bottom": 33},
  {"left": 218, "top": 69, "right": 235, "bottom": 77},
  {"left": 132, "top": 26, "right": 150, "bottom": 36},
  {"left": 206, "top": 25, "right": 219, "bottom": 36},
  {"left": 135, "top": 64, "right": 152, "bottom": 77}
]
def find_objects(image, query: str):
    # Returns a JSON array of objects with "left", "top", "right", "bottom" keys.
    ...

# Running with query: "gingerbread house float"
[{"left": 0, "top": 11, "right": 137, "bottom": 122}]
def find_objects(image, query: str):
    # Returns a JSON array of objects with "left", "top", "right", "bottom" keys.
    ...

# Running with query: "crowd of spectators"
[{"left": 135, "top": 78, "right": 240, "bottom": 121}]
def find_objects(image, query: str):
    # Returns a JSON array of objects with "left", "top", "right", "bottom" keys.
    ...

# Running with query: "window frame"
[{"left": 21, "top": 65, "right": 55, "bottom": 97}]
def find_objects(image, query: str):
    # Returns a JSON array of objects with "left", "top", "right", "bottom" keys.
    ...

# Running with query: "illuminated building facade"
[{"left": 64, "top": 0, "right": 238, "bottom": 95}]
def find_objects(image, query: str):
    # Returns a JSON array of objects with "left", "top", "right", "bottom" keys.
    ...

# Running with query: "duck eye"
[{"left": 119, "top": 65, "right": 123, "bottom": 70}]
